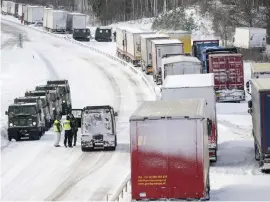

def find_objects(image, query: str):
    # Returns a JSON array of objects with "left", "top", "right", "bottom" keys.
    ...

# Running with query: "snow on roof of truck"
[
  {"left": 162, "top": 55, "right": 201, "bottom": 64},
  {"left": 26, "top": 5, "right": 44, "bottom": 8},
  {"left": 10, "top": 102, "right": 37, "bottom": 106},
  {"left": 140, "top": 34, "right": 169, "bottom": 39},
  {"left": 125, "top": 27, "right": 154, "bottom": 34},
  {"left": 162, "top": 73, "right": 214, "bottom": 88},
  {"left": 160, "top": 30, "right": 191, "bottom": 34},
  {"left": 152, "top": 39, "right": 182, "bottom": 45},
  {"left": 236, "top": 27, "right": 266, "bottom": 31},
  {"left": 252, "top": 78, "right": 270, "bottom": 91},
  {"left": 69, "top": 12, "right": 86, "bottom": 15},
  {"left": 251, "top": 63, "right": 270, "bottom": 72},
  {"left": 130, "top": 99, "right": 205, "bottom": 120}
]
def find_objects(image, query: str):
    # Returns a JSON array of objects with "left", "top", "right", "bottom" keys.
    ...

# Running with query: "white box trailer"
[
  {"left": 43, "top": 8, "right": 52, "bottom": 28},
  {"left": 18, "top": 4, "right": 26, "bottom": 18},
  {"left": 161, "top": 55, "right": 202, "bottom": 85},
  {"left": 116, "top": 27, "right": 127, "bottom": 57},
  {"left": 151, "top": 39, "right": 184, "bottom": 84},
  {"left": 125, "top": 28, "right": 154, "bottom": 66},
  {"left": 246, "top": 63, "right": 270, "bottom": 94},
  {"left": 140, "top": 34, "right": 170, "bottom": 74},
  {"left": 66, "top": 13, "right": 87, "bottom": 32},
  {"left": 9, "top": 1, "right": 16, "bottom": 15},
  {"left": 233, "top": 27, "right": 267, "bottom": 50},
  {"left": 161, "top": 73, "right": 218, "bottom": 162},
  {"left": 2, "top": 1, "right": 12, "bottom": 14},
  {"left": 24, "top": 6, "right": 44, "bottom": 25},
  {"left": 46, "top": 10, "right": 68, "bottom": 32}
]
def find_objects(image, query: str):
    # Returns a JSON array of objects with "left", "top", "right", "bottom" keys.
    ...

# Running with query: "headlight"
[
  {"left": 52, "top": 107, "right": 55, "bottom": 110},
  {"left": 62, "top": 100, "right": 66, "bottom": 103},
  {"left": 9, "top": 123, "right": 13, "bottom": 127},
  {"left": 33, "top": 122, "right": 37, "bottom": 126}
]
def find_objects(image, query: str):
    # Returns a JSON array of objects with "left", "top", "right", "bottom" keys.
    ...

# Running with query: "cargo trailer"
[
  {"left": 66, "top": 13, "right": 87, "bottom": 33},
  {"left": 2, "top": 1, "right": 12, "bottom": 14},
  {"left": 43, "top": 8, "right": 52, "bottom": 28},
  {"left": 233, "top": 27, "right": 267, "bottom": 51},
  {"left": 9, "top": 2, "right": 18, "bottom": 17},
  {"left": 130, "top": 100, "right": 210, "bottom": 201},
  {"left": 208, "top": 53, "right": 245, "bottom": 102},
  {"left": 160, "top": 30, "right": 192, "bottom": 54},
  {"left": 161, "top": 73, "right": 218, "bottom": 162},
  {"left": 24, "top": 6, "right": 44, "bottom": 25},
  {"left": 140, "top": 34, "right": 170, "bottom": 74},
  {"left": 124, "top": 28, "right": 154, "bottom": 66},
  {"left": 151, "top": 39, "right": 184, "bottom": 85},
  {"left": 246, "top": 63, "right": 270, "bottom": 94},
  {"left": 161, "top": 55, "right": 202, "bottom": 85},
  {"left": 116, "top": 27, "right": 127, "bottom": 59},
  {"left": 46, "top": 10, "right": 68, "bottom": 33},
  {"left": 248, "top": 78, "right": 270, "bottom": 171}
]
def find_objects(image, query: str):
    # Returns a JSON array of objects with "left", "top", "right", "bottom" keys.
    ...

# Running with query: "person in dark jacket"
[
  {"left": 70, "top": 114, "right": 78, "bottom": 146},
  {"left": 63, "top": 115, "right": 73, "bottom": 148}
]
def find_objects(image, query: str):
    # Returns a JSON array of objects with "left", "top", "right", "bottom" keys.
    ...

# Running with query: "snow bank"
[{"left": 1, "top": 33, "right": 14, "bottom": 46}]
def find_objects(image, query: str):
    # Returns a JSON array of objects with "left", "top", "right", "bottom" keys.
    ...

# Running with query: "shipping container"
[
  {"left": 192, "top": 40, "right": 219, "bottom": 60},
  {"left": 66, "top": 13, "right": 87, "bottom": 32},
  {"left": 140, "top": 34, "right": 170, "bottom": 74},
  {"left": 249, "top": 78, "right": 270, "bottom": 171},
  {"left": 151, "top": 39, "right": 184, "bottom": 84},
  {"left": 43, "top": 8, "right": 52, "bottom": 28},
  {"left": 125, "top": 28, "right": 154, "bottom": 66},
  {"left": 160, "top": 30, "right": 192, "bottom": 54},
  {"left": 116, "top": 27, "right": 127, "bottom": 58},
  {"left": 130, "top": 100, "right": 210, "bottom": 201},
  {"left": 46, "top": 10, "right": 68, "bottom": 32},
  {"left": 161, "top": 73, "right": 218, "bottom": 162},
  {"left": 161, "top": 55, "right": 202, "bottom": 84},
  {"left": 208, "top": 53, "right": 245, "bottom": 102},
  {"left": 233, "top": 27, "right": 267, "bottom": 50},
  {"left": 24, "top": 6, "right": 44, "bottom": 25}
]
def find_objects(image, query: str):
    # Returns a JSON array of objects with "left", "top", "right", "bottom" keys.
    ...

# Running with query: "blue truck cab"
[
  {"left": 248, "top": 78, "right": 270, "bottom": 172},
  {"left": 192, "top": 40, "right": 219, "bottom": 60}
]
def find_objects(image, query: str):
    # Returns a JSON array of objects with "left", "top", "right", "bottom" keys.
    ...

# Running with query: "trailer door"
[
  {"left": 261, "top": 92, "right": 270, "bottom": 154},
  {"left": 226, "top": 55, "right": 244, "bottom": 91}
]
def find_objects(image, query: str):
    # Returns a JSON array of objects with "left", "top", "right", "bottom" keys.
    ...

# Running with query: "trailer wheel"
[
  {"left": 255, "top": 144, "right": 260, "bottom": 161},
  {"left": 81, "top": 146, "right": 87, "bottom": 152}
]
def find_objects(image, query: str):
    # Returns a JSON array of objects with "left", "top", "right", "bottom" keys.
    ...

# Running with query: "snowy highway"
[{"left": 1, "top": 19, "right": 154, "bottom": 201}]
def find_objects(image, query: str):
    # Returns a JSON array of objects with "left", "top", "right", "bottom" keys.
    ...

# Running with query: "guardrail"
[
  {"left": 1, "top": 17, "right": 156, "bottom": 98},
  {"left": 107, "top": 172, "right": 131, "bottom": 202}
]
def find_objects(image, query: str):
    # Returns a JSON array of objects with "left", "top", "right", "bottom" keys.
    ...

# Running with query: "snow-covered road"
[{"left": 1, "top": 19, "right": 154, "bottom": 201}]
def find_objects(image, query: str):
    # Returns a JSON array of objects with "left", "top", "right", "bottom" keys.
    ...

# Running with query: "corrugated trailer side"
[
  {"left": 130, "top": 100, "right": 210, "bottom": 200},
  {"left": 251, "top": 78, "right": 270, "bottom": 170},
  {"left": 116, "top": 27, "right": 126, "bottom": 57}
]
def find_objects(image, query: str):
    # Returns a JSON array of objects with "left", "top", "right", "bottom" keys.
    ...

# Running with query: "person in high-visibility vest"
[
  {"left": 63, "top": 115, "right": 73, "bottom": 148},
  {"left": 53, "top": 116, "right": 62, "bottom": 147}
]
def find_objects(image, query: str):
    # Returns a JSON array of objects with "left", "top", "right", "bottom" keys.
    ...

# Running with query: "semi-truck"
[
  {"left": 248, "top": 78, "right": 270, "bottom": 172},
  {"left": 24, "top": 6, "right": 44, "bottom": 25},
  {"left": 151, "top": 39, "right": 184, "bottom": 85},
  {"left": 160, "top": 30, "right": 192, "bottom": 54},
  {"left": 95, "top": 27, "right": 112, "bottom": 42},
  {"left": 130, "top": 100, "right": 210, "bottom": 200},
  {"left": 161, "top": 73, "right": 218, "bottom": 162},
  {"left": 116, "top": 27, "right": 127, "bottom": 59},
  {"left": 161, "top": 55, "right": 202, "bottom": 85},
  {"left": 66, "top": 13, "right": 87, "bottom": 33},
  {"left": 2, "top": 1, "right": 12, "bottom": 15},
  {"left": 45, "top": 10, "right": 68, "bottom": 32},
  {"left": 140, "top": 34, "right": 170, "bottom": 74},
  {"left": 233, "top": 27, "right": 267, "bottom": 51},
  {"left": 246, "top": 63, "right": 270, "bottom": 94}
]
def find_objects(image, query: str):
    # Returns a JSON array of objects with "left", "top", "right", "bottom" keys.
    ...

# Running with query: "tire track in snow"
[{"left": 45, "top": 58, "right": 122, "bottom": 201}]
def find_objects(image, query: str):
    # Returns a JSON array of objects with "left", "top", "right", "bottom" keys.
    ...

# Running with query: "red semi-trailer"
[
  {"left": 130, "top": 100, "right": 210, "bottom": 201},
  {"left": 208, "top": 53, "right": 245, "bottom": 102}
]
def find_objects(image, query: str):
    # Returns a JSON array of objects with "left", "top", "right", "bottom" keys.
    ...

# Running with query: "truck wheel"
[
  {"left": 8, "top": 135, "right": 12, "bottom": 141},
  {"left": 15, "top": 135, "right": 21, "bottom": 141},
  {"left": 255, "top": 144, "right": 260, "bottom": 161},
  {"left": 81, "top": 146, "right": 87, "bottom": 152},
  {"left": 31, "top": 132, "right": 40, "bottom": 140}
]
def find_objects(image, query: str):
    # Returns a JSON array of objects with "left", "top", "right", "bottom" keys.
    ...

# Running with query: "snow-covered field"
[{"left": 2, "top": 11, "right": 270, "bottom": 202}]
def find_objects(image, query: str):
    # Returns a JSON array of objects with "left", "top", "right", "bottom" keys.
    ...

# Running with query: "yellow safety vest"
[
  {"left": 53, "top": 120, "right": 62, "bottom": 132},
  {"left": 63, "top": 120, "right": 71, "bottom": 130}
]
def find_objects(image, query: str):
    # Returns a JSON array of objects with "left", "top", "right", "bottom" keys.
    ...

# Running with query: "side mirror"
[
  {"left": 248, "top": 100, "right": 252, "bottom": 109},
  {"left": 114, "top": 112, "right": 118, "bottom": 116},
  {"left": 38, "top": 109, "right": 41, "bottom": 113},
  {"left": 5, "top": 111, "right": 8, "bottom": 115},
  {"left": 248, "top": 108, "right": 252, "bottom": 114},
  {"left": 57, "top": 97, "right": 60, "bottom": 100},
  {"left": 67, "top": 90, "right": 70, "bottom": 93},
  {"left": 207, "top": 118, "right": 212, "bottom": 136},
  {"left": 122, "top": 40, "right": 124, "bottom": 46}
]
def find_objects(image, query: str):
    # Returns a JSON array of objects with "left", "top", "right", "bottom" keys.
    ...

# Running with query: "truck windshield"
[
  {"left": 82, "top": 109, "right": 113, "bottom": 135},
  {"left": 8, "top": 105, "right": 37, "bottom": 115}
]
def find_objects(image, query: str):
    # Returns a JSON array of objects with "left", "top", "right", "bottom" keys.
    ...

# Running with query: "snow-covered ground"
[{"left": 1, "top": 17, "right": 154, "bottom": 201}]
